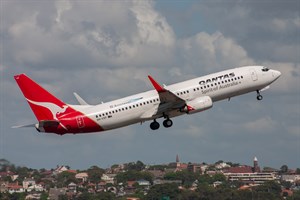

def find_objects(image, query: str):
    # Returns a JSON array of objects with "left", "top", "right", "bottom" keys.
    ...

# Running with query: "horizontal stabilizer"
[
  {"left": 73, "top": 92, "right": 89, "bottom": 105},
  {"left": 12, "top": 123, "right": 36, "bottom": 128}
]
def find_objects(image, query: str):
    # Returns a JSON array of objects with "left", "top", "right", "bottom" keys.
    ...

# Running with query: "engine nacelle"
[{"left": 182, "top": 96, "right": 213, "bottom": 114}]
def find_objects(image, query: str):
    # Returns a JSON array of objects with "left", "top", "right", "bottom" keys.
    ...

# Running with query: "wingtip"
[
  {"left": 148, "top": 75, "right": 166, "bottom": 93},
  {"left": 14, "top": 73, "right": 26, "bottom": 80}
]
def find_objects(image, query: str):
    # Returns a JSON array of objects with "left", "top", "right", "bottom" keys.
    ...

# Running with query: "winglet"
[
  {"left": 73, "top": 92, "right": 89, "bottom": 105},
  {"left": 148, "top": 75, "right": 166, "bottom": 93}
]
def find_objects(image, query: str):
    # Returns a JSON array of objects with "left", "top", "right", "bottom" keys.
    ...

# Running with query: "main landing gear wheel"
[
  {"left": 256, "top": 90, "right": 263, "bottom": 101},
  {"left": 163, "top": 119, "right": 173, "bottom": 128},
  {"left": 150, "top": 120, "right": 160, "bottom": 130}
]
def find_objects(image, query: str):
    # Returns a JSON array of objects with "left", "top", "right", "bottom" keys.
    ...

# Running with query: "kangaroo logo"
[{"left": 26, "top": 99, "right": 68, "bottom": 120}]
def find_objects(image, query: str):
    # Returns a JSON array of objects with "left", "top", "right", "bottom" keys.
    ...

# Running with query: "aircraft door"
[
  {"left": 76, "top": 116, "right": 85, "bottom": 128},
  {"left": 250, "top": 68, "right": 258, "bottom": 81}
]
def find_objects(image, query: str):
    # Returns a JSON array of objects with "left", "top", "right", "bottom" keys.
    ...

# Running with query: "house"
[
  {"left": 27, "top": 184, "right": 44, "bottom": 192},
  {"left": 281, "top": 175, "right": 300, "bottom": 183},
  {"left": 187, "top": 163, "right": 202, "bottom": 173},
  {"left": 7, "top": 182, "right": 24, "bottom": 194},
  {"left": 0, "top": 171, "right": 15, "bottom": 181},
  {"left": 75, "top": 172, "right": 88, "bottom": 182},
  {"left": 48, "top": 188, "right": 67, "bottom": 200},
  {"left": 68, "top": 182, "right": 77, "bottom": 193},
  {"left": 101, "top": 173, "right": 116, "bottom": 184},
  {"left": 23, "top": 178, "right": 36, "bottom": 189},
  {"left": 54, "top": 166, "right": 69, "bottom": 174},
  {"left": 215, "top": 162, "right": 231, "bottom": 169},
  {"left": 137, "top": 179, "right": 150, "bottom": 186}
]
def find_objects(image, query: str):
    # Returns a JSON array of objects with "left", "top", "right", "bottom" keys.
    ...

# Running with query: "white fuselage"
[{"left": 71, "top": 66, "right": 281, "bottom": 131}]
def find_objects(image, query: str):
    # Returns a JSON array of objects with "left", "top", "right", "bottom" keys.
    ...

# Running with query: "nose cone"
[{"left": 272, "top": 70, "right": 281, "bottom": 80}]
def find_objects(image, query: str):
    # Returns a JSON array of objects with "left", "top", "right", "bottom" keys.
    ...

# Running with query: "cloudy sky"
[{"left": 1, "top": 0, "right": 299, "bottom": 170}]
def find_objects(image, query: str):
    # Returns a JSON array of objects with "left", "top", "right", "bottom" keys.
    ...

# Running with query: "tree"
[
  {"left": 280, "top": 165, "right": 288, "bottom": 174},
  {"left": 125, "top": 161, "right": 145, "bottom": 171},
  {"left": 56, "top": 171, "right": 77, "bottom": 187},
  {"left": 116, "top": 170, "right": 153, "bottom": 184},
  {"left": 146, "top": 183, "right": 180, "bottom": 200},
  {"left": 253, "top": 181, "right": 281, "bottom": 200},
  {"left": 87, "top": 165, "right": 105, "bottom": 183},
  {"left": 164, "top": 170, "right": 200, "bottom": 186}
]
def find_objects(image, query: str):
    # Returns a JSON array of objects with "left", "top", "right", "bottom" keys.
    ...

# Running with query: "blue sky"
[{"left": 0, "top": 0, "right": 299, "bottom": 170}]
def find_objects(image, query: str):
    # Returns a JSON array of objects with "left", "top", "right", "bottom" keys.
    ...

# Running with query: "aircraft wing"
[{"left": 147, "top": 75, "right": 186, "bottom": 117}]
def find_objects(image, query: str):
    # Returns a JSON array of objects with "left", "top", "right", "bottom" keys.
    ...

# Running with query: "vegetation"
[{"left": 1, "top": 159, "right": 299, "bottom": 200}]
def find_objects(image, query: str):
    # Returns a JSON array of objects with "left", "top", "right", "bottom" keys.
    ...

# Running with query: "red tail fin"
[{"left": 14, "top": 74, "right": 69, "bottom": 121}]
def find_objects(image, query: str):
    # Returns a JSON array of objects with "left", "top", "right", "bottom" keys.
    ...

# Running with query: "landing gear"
[
  {"left": 256, "top": 90, "right": 263, "bottom": 101},
  {"left": 163, "top": 118, "right": 173, "bottom": 128},
  {"left": 150, "top": 120, "right": 160, "bottom": 130},
  {"left": 150, "top": 117, "right": 173, "bottom": 130}
]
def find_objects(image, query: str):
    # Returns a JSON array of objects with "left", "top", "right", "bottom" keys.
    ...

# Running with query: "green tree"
[
  {"left": 116, "top": 170, "right": 153, "bottom": 184},
  {"left": 56, "top": 171, "right": 77, "bottom": 187},
  {"left": 280, "top": 165, "right": 288, "bottom": 174},
  {"left": 16, "top": 166, "right": 31, "bottom": 182},
  {"left": 87, "top": 165, "right": 105, "bottom": 183},
  {"left": 254, "top": 181, "right": 281, "bottom": 200},
  {"left": 146, "top": 183, "right": 179, "bottom": 200},
  {"left": 125, "top": 161, "right": 145, "bottom": 171},
  {"left": 164, "top": 170, "right": 200, "bottom": 186}
]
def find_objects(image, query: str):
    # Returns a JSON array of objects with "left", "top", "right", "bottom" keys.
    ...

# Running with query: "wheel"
[
  {"left": 163, "top": 119, "right": 173, "bottom": 128},
  {"left": 257, "top": 95, "right": 263, "bottom": 101},
  {"left": 150, "top": 121, "right": 160, "bottom": 130}
]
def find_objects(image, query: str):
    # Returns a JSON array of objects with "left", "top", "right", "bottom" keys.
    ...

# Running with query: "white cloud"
[
  {"left": 243, "top": 116, "right": 277, "bottom": 133},
  {"left": 180, "top": 31, "right": 254, "bottom": 74}
]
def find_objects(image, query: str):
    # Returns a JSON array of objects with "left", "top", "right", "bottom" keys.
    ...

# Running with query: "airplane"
[{"left": 13, "top": 66, "right": 281, "bottom": 135}]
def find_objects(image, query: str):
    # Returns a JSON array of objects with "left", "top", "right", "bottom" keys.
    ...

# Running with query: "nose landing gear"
[{"left": 256, "top": 90, "right": 263, "bottom": 101}]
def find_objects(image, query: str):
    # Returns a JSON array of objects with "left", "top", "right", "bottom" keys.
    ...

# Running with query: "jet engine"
[{"left": 181, "top": 96, "right": 213, "bottom": 114}]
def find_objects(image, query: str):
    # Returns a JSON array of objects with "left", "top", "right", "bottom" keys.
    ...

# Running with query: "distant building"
[
  {"left": 215, "top": 162, "right": 231, "bottom": 169},
  {"left": 137, "top": 179, "right": 150, "bottom": 186},
  {"left": 23, "top": 178, "right": 36, "bottom": 190},
  {"left": 53, "top": 166, "right": 68, "bottom": 175},
  {"left": 187, "top": 163, "right": 202, "bottom": 173},
  {"left": 75, "top": 172, "right": 88, "bottom": 182},
  {"left": 169, "top": 154, "right": 188, "bottom": 172},
  {"left": 48, "top": 188, "right": 67, "bottom": 200},
  {"left": 253, "top": 157, "right": 260, "bottom": 172},
  {"left": 223, "top": 157, "right": 276, "bottom": 184},
  {"left": 68, "top": 182, "right": 77, "bottom": 193},
  {"left": 101, "top": 174, "right": 116, "bottom": 184},
  {"left": 281, "top": 175, "right": 300, "bottom": 183}
]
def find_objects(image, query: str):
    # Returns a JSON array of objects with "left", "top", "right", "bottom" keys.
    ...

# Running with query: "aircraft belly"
[{"left": 99, "top": 112, "right": 142, "bottom": 130}]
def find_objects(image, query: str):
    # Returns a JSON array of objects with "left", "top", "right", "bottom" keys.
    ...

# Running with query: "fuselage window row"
[{"left": 96, "top": 97, "right": 160, "bottom": 119}]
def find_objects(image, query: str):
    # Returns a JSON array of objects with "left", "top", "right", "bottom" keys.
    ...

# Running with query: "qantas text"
[{"left": 199, "top": 72, "right": 235, "bottom": 85}]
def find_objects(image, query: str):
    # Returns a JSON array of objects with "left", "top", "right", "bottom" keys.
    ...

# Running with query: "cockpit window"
[{"left": 262, "top": 67, "right": 269, "bottom": 72}]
